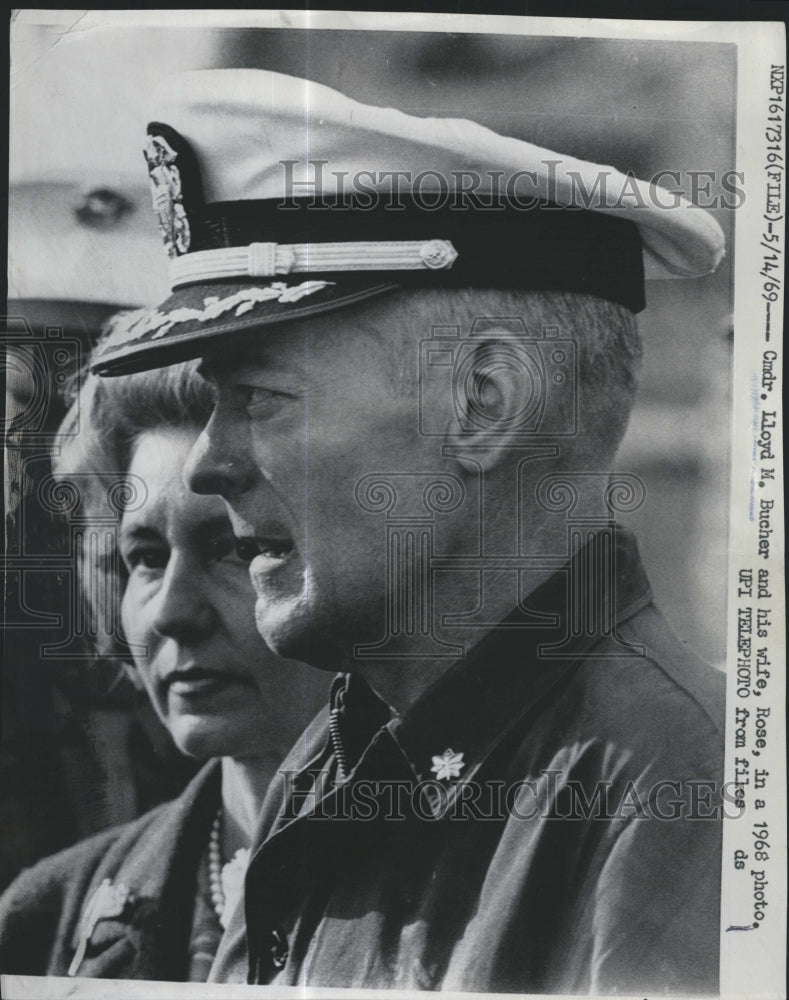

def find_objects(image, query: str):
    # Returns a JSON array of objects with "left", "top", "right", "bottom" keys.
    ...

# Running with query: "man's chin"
[{"left": 255, "top": 596, "right": 347, "bottom": 673}]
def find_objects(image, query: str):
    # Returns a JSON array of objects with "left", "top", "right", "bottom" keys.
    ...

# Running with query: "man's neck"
[
  {"left": 342, "top": 496, "right": 603, "bottom": 717},
  {"left": 355, "top": 658, "right": 452, "bottom": 718},
  {"left": 351, "top": 561, "right": 562, "bottom": 717}
]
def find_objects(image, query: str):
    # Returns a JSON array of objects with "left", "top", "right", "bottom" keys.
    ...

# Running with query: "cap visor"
[{"left": 91, "top": 277, "right": 399, "bottom": 376}]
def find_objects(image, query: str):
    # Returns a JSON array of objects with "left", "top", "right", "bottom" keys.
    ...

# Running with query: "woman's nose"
[
  {"left": 185, "top": 404, "right": 256, "bottom": 500},
  {"left": 151, "top": 554, "right": 215, "bottom": 640}
]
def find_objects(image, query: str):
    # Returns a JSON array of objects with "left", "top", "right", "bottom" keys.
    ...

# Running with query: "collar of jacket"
[
  {"left": 67, "top": 760, "right": 221, "bottom": 981},
  {"left": 242, "top": 527, "right": 654, "bottom": 983},
  {"left": 326, "top": 527, "right": 653, "bottom": 816}
]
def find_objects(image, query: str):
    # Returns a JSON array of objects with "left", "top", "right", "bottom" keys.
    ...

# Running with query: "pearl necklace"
[{"left": 208, "top": 808, "right": 251, "bottom": 929}]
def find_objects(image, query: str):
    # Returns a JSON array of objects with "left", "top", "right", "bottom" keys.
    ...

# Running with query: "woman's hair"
[
  {"left": 54, "top": 360, "right": 214, "bottom": 496},
  {"left": 52, "top": 349, "right": 215, "bottom": 661}
]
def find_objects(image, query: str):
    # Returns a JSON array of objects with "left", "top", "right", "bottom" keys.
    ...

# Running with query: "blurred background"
[{"left": 3, "top": 16, "right": 735, "bottom": 889}]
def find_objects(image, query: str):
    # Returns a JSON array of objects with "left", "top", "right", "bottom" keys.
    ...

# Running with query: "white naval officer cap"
[
  {"left": 92, "top": 68, "right": 726, "bottom": 377},
  {"left": 8, "top": 177, "right": 169, "bottom": 335}
]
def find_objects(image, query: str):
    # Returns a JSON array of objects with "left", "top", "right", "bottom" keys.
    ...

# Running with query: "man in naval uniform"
[{"left": 93, "top": 69, "right": 727, "bottom": 994}]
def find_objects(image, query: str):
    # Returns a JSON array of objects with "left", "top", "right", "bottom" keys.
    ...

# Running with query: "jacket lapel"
[{"left": 67, "top": 761, "right": 221, "bottom": 980}]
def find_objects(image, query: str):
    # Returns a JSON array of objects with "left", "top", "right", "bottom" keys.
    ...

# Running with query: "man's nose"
[
  {"left": 151, "top": 553, "right": 214, "bottom": 640},
  {"left": 185, "top": 404, "right": 256, "bottom": 499}
]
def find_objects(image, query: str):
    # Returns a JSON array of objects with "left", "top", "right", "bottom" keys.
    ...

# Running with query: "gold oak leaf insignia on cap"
[
  {"left": 106, "top": 282, "right": 336, "bottom": 346},
  {"left": 144, "top": 134, "right": 191, "bottom": 258}
]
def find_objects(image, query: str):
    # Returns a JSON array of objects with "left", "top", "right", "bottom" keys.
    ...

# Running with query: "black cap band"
[{"left": 178, "top": 197, "right": 645, "bottom": 312}]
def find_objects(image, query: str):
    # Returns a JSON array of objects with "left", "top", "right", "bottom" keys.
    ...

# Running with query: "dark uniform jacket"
[
  {"left": 0, "top": 762, "right": 220, "bottom": 980},
  {"left": 210, "top": 530, "right": 724, "bottom": 994}
]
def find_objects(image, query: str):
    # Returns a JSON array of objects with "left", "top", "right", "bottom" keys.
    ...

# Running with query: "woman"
[{"left": 0, "top": 352, "right": 328, "bottom": 981}]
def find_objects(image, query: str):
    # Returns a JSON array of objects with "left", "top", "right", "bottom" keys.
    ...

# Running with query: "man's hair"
[
  {"left": 367, "top": 287, "right": 642, "bottom": 467},
  {"left": 52, "top": 358, "right": 214, "bottom": 660}
]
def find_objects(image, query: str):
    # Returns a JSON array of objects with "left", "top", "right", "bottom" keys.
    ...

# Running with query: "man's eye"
[
  {"left": 124, "top": 548, "right": 168, "bottom": 571},
  {"left": 243, "top": 386, "right": 287, "bottom": 415}
]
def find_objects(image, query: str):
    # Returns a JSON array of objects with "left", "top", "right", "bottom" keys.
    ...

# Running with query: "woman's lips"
[{"left": 165, "top": 668, "right": 248, "bottom": 697}]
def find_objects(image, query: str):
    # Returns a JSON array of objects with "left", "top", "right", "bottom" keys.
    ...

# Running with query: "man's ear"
[{"left": 444, "top": 337, "right": 541, "bottom": 473}]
